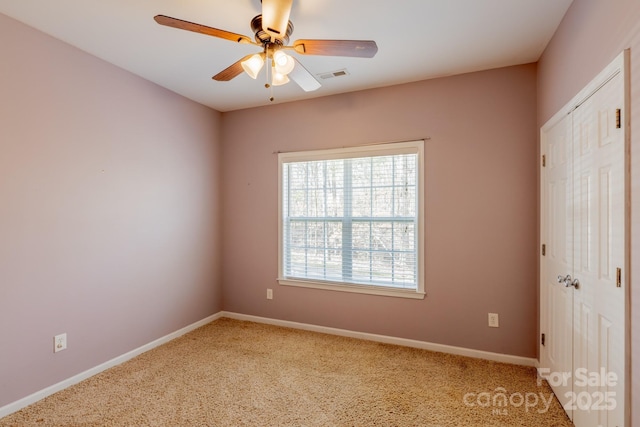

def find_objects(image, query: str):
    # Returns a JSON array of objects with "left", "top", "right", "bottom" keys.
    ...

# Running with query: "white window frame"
[{"left": 277, "top": 140, "right": 425, "bottom": 299}]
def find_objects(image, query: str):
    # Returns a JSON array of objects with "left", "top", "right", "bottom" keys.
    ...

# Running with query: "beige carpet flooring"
[{"left": 1, "top": 318, "right": 572, "bottom": 426}]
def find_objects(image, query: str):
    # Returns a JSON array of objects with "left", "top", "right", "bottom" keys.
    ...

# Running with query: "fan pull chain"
[{"left": 264, "top": 58, "right": 274, "bottom": 102}]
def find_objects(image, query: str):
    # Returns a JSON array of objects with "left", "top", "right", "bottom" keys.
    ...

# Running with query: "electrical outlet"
[
  {"left": 488, "top": 313, "right": 499, "bottom": 328},
  {"left": 267, "top": 289, "right": 273, "bottom": 300},
  {"left": 54, "top": 333, "right": 67, "bottom": 353}
]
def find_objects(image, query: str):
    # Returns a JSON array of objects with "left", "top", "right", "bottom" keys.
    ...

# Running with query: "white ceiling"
[{"left": 0, "top": 0, "right": 573, "bottom": 112}]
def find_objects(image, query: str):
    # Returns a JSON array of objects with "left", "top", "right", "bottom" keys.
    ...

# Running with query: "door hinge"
[
  {"left": 616, "top": 267, "right": 622, "bottom": 287},
  {"left": 541, "top": 333, "right": 546, "bottom": 346},
  {"left": 542, "top": 154, "right": 546, "bottom": 167},
  {"left": 541, "top": 244, "right": 546, "bottom": 256},
  {"left": 616, "top": 109, "right": 621, "bottom": 129}
]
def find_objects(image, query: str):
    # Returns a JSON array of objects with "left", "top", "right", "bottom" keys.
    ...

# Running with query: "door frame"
[{"left": 539, "top": 49, "right": 630, "bottom": 425}]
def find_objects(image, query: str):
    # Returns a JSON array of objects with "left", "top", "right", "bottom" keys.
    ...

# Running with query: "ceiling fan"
[{"left": 154, "top": 0, "right": 378, "bottom": 99}]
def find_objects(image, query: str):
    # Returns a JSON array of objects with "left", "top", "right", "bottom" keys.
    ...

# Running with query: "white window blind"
[{"left": 278, "top": 141, "right": 425, "bottom": 298}]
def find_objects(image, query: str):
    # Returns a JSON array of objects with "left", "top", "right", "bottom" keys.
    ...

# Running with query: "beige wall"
[
  {"left": 0, "top": 14, "right": 223, "bottom": 407},
  {"left": 221, "top": 64, "right": 539, "bottom": 358},
  {"left": 538, "top": 0, "right": 640, "bottom": 420}
]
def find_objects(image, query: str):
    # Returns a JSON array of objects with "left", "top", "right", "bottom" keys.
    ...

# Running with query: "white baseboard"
[
  {"left": 0, "top": 312, "right": 223, "bottom": 419},
  {"left": 221, "top": 311, "right": 538, "bottom": 368}
]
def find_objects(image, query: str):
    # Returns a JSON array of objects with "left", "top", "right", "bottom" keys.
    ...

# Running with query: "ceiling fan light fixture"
[
  {"left": 273, "top": 50, "right": 295, "bottom": 75},
  {"left": 241, "top": 53, "right": 265, "bottom": 79},
  {"left": 271, "top": 69, "right": 290, "bottom": 86},
  {"left": 154, "top": 4, "right": 378, "bottom": 92}
]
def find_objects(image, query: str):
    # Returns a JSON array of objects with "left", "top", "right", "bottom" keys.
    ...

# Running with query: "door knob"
[
  {"left": 566, "top": 278, "right": 580, "bottom": 289},
  {"left": 556, "top": 274, "right": 578, "bottom": 289}
]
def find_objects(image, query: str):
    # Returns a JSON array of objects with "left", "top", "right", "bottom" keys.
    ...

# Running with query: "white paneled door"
[
  {"left": 541, "top": 112, "right": 575, "bottom": 419},
  {"left": 540, "top": 52, "right": 628, "bottom": 427}
]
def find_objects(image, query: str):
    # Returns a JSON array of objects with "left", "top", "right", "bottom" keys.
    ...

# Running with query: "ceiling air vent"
[{"left": 317, "top": 69, "right": 350, "bottom": 80}]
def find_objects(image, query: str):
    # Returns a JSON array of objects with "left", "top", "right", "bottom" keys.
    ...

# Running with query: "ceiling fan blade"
[
  {"left": 154, "top": 15, "right": 253, "bottom": 44},
  {"left": 261, "top": 0, "right": 293, "bottom": 40},
  {"left": 288, "top": 58, "right": 321, "bottom": 92},
  {"left": 213, "top": 54, "right": 254, "bottom": 81},
  {"left": 293, "top": 40, "right": 378, "bottom": 58}
]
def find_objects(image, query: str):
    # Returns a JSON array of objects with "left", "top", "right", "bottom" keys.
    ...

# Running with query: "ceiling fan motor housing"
[{"left": 251, "top": 15, "right": 293, "bottom": 45}]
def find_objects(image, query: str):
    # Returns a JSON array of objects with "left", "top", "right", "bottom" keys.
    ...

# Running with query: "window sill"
[{"left": 277, "top": 278, "right": 426, "bottom": 299}]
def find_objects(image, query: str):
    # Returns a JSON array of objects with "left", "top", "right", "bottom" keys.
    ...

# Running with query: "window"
[{"left": 278, "top": 140, "right": 424, "bottom": 299}]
